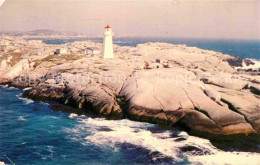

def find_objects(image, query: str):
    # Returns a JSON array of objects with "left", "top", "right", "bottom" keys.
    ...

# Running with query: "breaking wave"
[
  {"left": 66, "top": 115, "right": 260, "bottom": 164},
  {"left": 16, "top": 93, "right": 34, "bottom": 104}
]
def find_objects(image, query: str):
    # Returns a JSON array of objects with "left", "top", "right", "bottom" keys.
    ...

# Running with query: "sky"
[{"left": 0, "top": 0, "right": 259, "bottom": 39}]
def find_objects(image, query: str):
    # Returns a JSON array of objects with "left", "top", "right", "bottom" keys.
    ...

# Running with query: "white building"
[
  {"left": 55, "top": 48, "right": 67, "bottom": 55},
  {"left": 103, "top": 25, "right": 114, "bottom": 59},
  {"left": 84, "top": 47, "right": 101, "bottom": 55}
]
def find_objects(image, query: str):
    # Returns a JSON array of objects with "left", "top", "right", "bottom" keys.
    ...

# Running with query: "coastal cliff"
[{"left": 0, "top": 37, "right": 259, "bottom": 136}]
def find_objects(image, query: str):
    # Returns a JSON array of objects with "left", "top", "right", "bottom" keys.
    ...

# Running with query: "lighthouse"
[{"left": 103, "top": 25, "right": 114, "bottom": 59}]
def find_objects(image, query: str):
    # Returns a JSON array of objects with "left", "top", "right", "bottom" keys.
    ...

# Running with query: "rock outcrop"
[{"left": 1, "top": 37, "right": 259, "bottom": 136}]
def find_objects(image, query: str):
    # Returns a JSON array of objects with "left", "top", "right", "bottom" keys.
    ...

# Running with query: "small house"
[
  {"left": 55, "top": 48, "right": 67, "bottom": 55},
  {"left": 84, "top": 47, "right": 101, "bottom": 55}
]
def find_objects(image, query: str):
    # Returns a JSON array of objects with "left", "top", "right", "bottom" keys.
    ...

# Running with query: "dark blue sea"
[
  {"left": 1, "top": 86, "right": 260, "bottom": 165},
  {"left": 42, "top": 37, "right": 260, "bottom": 60}
]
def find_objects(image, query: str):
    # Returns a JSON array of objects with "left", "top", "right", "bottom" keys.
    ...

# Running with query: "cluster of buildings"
[
  {"left": 1, "top": 25, "right": 115, "bottom": 59},
  {"left": 55, "top": 25, "right": 115, "bottom": 59},
  {"left": 55, "top": 47, "right": 101, "bottom": 56}
]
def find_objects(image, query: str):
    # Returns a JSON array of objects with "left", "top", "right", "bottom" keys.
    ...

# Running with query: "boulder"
[
  {"left": 120, "top": 69, "right": 256, "bottom": 135},
  {"left": 1, "top": 59, "right": 30, "bottom": 81}
]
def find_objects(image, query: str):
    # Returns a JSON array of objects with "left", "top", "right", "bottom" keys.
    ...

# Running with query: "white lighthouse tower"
[{"left": 103, "top": 25, "right": 114, "bottom": 59}]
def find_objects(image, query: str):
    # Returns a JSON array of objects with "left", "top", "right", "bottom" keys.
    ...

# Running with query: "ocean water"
[
  {"left": 0, "top": 85, "right": 260, "bottom": 165},
  {"left": 41, "top": 37, "right": 260, "bottom": 60}
]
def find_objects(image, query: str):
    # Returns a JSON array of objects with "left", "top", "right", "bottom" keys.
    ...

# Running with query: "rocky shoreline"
[{"left": 0, "top": 36, "right": 259, "bottom": 138}]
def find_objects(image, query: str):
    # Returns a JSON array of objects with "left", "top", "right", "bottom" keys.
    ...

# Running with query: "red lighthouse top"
[{"left": 105, "top": 25, "right": 111, "bottom": 29}]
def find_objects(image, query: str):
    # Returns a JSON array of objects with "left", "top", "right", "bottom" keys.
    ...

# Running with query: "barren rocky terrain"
[{"left": 0, "top": 36, "right": 259, "bottom": 136}]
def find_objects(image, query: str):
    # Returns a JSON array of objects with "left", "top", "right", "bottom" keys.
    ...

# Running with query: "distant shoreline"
[{"left": 24, "top": 36, "right": 260, "bottom": 60}]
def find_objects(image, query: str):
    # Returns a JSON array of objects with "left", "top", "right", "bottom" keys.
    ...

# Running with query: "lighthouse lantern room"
[{"left": 103, "top": 25, "right": 114, "bottom": 59}]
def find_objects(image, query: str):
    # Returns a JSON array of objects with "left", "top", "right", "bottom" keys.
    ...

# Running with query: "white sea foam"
[
  {"left": 21, "top": 97, "right": 34, "bottom": 104},
  {"left": 16, "top": 93, "right": 34, "bottom": 104},
  {"left": 18, "top": 116, "right": 27, "bottom": 121},
  {"left": 191, "top": 151, "right": 260, "bottom": 165},
  {"left": 69, "top": 113, "right": 78, "bottom": 118},
  {"left": 235, "top": 59, "right": 260, "bottom": 70},
  {"left": 46, "top": 145, "right": 54, "bottom": 157},
  {"left": 66, "top": 117, "right": 260, "bottom": 164},
  {"left": 23, "top": 87, "right": 32, "bottom": 91}
]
